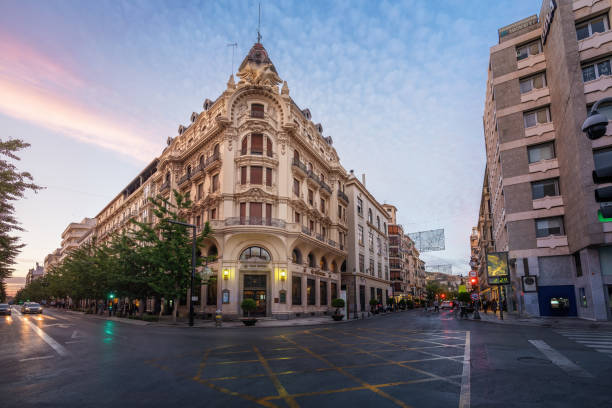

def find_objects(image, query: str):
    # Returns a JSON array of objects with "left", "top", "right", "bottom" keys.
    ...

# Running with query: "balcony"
[
  {"left": 320, "top": 180, "right": 332, "bottom": 195},
  {"left": 178, "top": 173, "right": 191, "bottom": 186},
  {"left": 337, "top": 190, "right": 349, "bottom": 204},
  {"left": 307, "top": 170, "right": 321, "bottom": 186},
  {"left": 315, "top": 234, "right": 325, "bottom": 242},
  {"left": 224, "top": 217, "right": 286, "bottom": 228},
  {"left": 292, "top": 158, "right": 308, "bottom": 176},
  {"left": 328, "top": 239, "right": 336, "bottom": 248},
  {"left": 301, "top": 226, "right": 312, "bottom": 235},
  {"left": 160, "top": 180, "right": 170, "bottom": 192},
  {"left": 205, "top": 152, "right": 221, "bottom": 170}
]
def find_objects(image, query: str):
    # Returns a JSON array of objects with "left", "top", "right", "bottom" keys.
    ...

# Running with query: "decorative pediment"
[{"left": 235, "top": 187, "right": 276, "bottom": 201}]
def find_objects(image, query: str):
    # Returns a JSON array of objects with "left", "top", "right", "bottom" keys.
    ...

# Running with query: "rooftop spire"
[{"left": 257, "top": 2, "right": 262, "bottom": 44}]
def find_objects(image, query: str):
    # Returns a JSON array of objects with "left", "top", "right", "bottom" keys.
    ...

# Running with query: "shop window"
[
  {"left": 307, "top": 279, "right": 315, "bottom": 305},
  {"left": 320, "top": 281, "right": 328, "bottom": 305},
  {"left": 292, "top": 276, "right": 302, "bottom": 305}
]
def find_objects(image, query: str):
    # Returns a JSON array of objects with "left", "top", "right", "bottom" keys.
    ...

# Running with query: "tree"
[
  {"left": 131, "top": 190, "right": 212, "bottom": 323},
  {"left": 426, "top": 281, "right": 442, "bottom": 302},
  {"left": 0, "top": 139, "right": 42, "bottom": 301}
]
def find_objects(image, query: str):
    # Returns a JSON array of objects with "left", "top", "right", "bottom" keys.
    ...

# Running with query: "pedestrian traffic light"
[{"left": 470, "top": 277, "right": 478, "bottom": 286}]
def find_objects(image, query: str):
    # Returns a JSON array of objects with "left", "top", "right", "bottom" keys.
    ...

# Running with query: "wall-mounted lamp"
[
  {"left": 279, "top": 269, "right": 287, "bottom": 281},
  {"left": 222, "top": 268, "right": 230, "bottom": 280}
]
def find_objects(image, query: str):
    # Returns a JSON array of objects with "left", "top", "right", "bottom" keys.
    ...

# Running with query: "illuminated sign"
[
  {"left": 541, "top": 0, "right": 557, "bottom": 45},
  {"left": 487, "top": 252, "right": 511, "bottom": 285}
]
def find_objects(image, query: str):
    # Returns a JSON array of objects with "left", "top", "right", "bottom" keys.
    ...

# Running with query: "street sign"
[
  {"left": 469, "top": 271, "right": 477, "bottom": 277},
  {"left": 471, "top": 293, "right": 479, "bottom": 301},
  {"left": 191, "top": 296, "right": 199, "bottom": 302}
]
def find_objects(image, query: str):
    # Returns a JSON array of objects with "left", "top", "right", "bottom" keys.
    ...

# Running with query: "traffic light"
[
  {"left": 440, "top": 293, "right": 446, "bottom": 299},
  {"left": 108, "top": 293, "right": 115, "bottom": 299},
  {"left": 470, "top": 277, "right": 478, "bottom": 286}
]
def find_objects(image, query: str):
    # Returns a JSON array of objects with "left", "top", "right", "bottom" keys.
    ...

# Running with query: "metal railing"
[
  {"left": 224, "top": 217, "right": 286, "bottom": 228},
  {"left": 316, "top": 234, "right": 325, "bottom": 242},
  {"left": 160, "top": 180, "right": 170, "bottom": 191},
  {"left": 320, "top": 180, "right": 332, "bottom": 194},
  {"left": 178, "top": 173, "right": 191, "bottom": 186},
  {"left": 328, "top": 239, "right": 336, "bottom": 247},
  {"left": 337, "top": 190, "right": 349, "bottom": 203},
  {"left": 292, "top": 158, "right": 307, "bottom": 173},
  {"left": 301, "top": 226, "right": 311, "bottom": 235}
]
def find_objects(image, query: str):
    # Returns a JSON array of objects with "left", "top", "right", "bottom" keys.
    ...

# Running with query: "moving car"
[
  {"left": 441, "top": 301, "right": 454, "bottom": 309},
  {"left": 21, "top": 302, "right": 43, "bottom": 314},
  {"left": 0, "top": 304, "right": 11, "bottom": 316}
]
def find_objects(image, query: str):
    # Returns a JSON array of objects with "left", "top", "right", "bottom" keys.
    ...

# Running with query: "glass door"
[{"left": 243, "top": 275, "right": 267, "bottom": 317}]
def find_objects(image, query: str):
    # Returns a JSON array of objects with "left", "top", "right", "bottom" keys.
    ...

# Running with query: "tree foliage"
[
  {"left": 0, "top": 139, "right": 42, "bottom": 301},
  {"left": 15, "top": 190, "right": 212, "bottom": 322}
]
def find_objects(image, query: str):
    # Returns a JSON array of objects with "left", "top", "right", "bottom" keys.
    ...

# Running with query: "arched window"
[
  {"left": 251, "top": 133, "right": 263, "bottom": 155},
  {"left": 292, "top": 248, "right": 302, "bottom": 264},
  {"left": 331, "top": 260, "right": 337, "bottom": 273},
  {"left": 199, "top": 155, "right": 204, "bottom": 168},
  {"left": 308, "top": 252, "right": 316, "bottom": 268},
  {"left": 266, "top": 136, "right": 273, "bottom": 157},
  {"left": 213, "top": 143, "right": 219, "bottom": 157},
  {"left": 294, "top": 150, "right": 300, "bottom": 162},
  {"left": 320, "top": 256, "right": 328, "bottom": 271},
  {"left": 320, "top": 174, "right": 325, "bottom": 183},
  {"left": 240, "top": 246, "right": 271, "bottom": 262},
  {"left": 307, "top": 162, "right": 313, "bottom": 172},
  {"left": 165, "top": 172, "right": 170, "bottom": 183},
  {"left": 368, "top": 209, "right": 373, "bottom": 223},
  {"left": 377, "top": 216, "right": 380, "bottom": 230},
  {"left": 186, "top": 165, "right": 192, "bottom": 176}
]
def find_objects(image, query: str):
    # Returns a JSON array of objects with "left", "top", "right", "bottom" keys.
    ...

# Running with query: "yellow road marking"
[{"left": 253, "top": 346, "right": 300, "bottom": 408}]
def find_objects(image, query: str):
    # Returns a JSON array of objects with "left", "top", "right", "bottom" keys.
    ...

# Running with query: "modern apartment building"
[
  {"left": 59, "top": 218, "right": 96, "bottom": 262},
  {"left": 470, "top": 167, "right": 495, "bottom": 300},
  {"left": 483, "top": 0, "right": 612, "bottom": 320},
  {"left": 383, "top": 204, "right": 410, "bottom": 300},
  {"left": 344, "top": 172, "right": 391, "bottom": 316}
]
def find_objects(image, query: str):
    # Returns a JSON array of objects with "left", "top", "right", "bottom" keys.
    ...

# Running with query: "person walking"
[
  {"left": 491, "top": 299, "right": 498, "bottom": 316},
  {"left": 433, "top": 299, "right": 439, "bottom": 313},
  {"left": 482, "top": 300, "right": 488, "bottom": 314}
]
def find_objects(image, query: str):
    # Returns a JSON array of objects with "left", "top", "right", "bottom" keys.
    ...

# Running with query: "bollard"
[{"left": 215, "top": 309, "right": 222, "bottom": 327}]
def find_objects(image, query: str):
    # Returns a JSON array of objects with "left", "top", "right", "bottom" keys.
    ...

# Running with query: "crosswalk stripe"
[
  {"left": 583, "top": 344, "right": 612, "bottom": 348},
  {"left": 556, "top": 330, "right": 612, "bottom": 359}
]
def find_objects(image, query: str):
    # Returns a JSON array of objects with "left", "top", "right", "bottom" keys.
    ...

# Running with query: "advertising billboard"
[{"left": 486, "top": 252, "right": 510, "bottom": 285}]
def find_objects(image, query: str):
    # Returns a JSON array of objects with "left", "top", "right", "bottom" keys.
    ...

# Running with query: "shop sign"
[{"left": 487, "top": 251, "right": 511, "bottom": 285}]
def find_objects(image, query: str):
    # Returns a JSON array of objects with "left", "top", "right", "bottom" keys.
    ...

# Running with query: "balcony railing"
[
  {"left": 307, "top": 170, "right": 321, "bottom": 185},
  {"left": 339, "top": 243, "right": 344, "bottom": 251},
  {"left": 250, "top": 110, "right": 265, "bottom": 118},
  {"left": 302, "top": 226, "right": 311, "bottom": 235},
  {"left": 292, "top": 158, "right": 308, "bottom": 173},
  {"left": 224, "top": 217, "right": 286, "bottom": 228},
  {"left": 160, "top": 180, "right": 170, "bottom": 192},
  {"left": 178, "top": 173, "right": 191, "bottom": 186},
  {"left": 205, "top": 152, "right": 220, "bottom": 168},
  {"left": 316, "top": 234, "right": 325, "bottom": 242},
  {"left": 328, "top": 239, "right": 336, "bottom": 247},
  {"left": 320, "top": 180, "right": 332, "bottom": 194},
  {"left": 337, "top": 190, "right": 349, "bottom": 203}
]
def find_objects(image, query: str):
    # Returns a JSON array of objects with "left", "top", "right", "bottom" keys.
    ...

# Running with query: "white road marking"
[
  {"left": 71, "top": 330, "right": 82, "bottom": 339},
  {"left": 19, "top": 355, "right": 55, "bottom": 362},
  {"left": 14, "top": 310, "right": 70, "bottom": 357},
  {"left": 459, "top": 331, "right": 470, "bottom": 408},
  {"left": 529, "top": 340, "right": 593, "bottom": 378},
  {"left": 64, "top": 340, "right": 84, "bottom": 344},
  {"left": 43, "top": 323, "right": 74, "bottom": 328}
]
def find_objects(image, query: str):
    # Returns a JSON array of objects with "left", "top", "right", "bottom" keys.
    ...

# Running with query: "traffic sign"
[
  {"left": 469, "top": 271, "right": 477, "bottom": 277},
  {"left": 470, "top": 293, "right": 479, "bottom": 301}
]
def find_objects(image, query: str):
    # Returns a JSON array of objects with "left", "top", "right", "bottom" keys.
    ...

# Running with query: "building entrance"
[{"left": 243, "top": 274, "right": 267, "bottom": 317}]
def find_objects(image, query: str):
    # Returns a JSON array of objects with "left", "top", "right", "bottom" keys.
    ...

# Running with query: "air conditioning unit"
[{"left": 522, "top": 276, "right": 537, "bottom": 293}]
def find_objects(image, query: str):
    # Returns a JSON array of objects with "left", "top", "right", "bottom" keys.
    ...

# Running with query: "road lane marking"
[
  {"left": 14, "top": 310, "right": 70, "bottom": 357},
  {"left": 19, "top": 355, "right": 55, "bottom": 362},
  {"left": 459, "top": 331, "right": 470, "bottom": 408},
  {"left": 65, "top": 340, "right": 84, "bottom": 344},
  {"left": 253, "top": 346, "right": 299, "bottom": 408},
  {"left": 529, "top": 340, "right": 592, "bottom": 378}
]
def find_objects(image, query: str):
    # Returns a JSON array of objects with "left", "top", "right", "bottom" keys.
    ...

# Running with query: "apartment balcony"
[
  {"left": 520, "top": 87, "right": 549, "bottom": 104},
  {"left": 337, "top": 190, "right": 349, "bottom": 204},
  {"left": 524, "top": 122, "right": 554, "bottom": 138},
  {"left": 178, "top": 173, "right": 191, "bottom": 187},
  {"left": 320, "top": 180, "right": 332, "bottom": 195},
  {"left": 224, "top": 217, "right": 286, "bottom": 228},
  {"left": 315, "top": 233, "right": 325, "bottom": 242},
  {"left": 160, "top": 180, "right": 170, "bottom": 192},
  {"left": 205, "top": 152, "right": 221, "bottom": 171},
  {"left": 301, "top": 226, "right": 312, "bottom": 236},
  {"left": 517, "top": 52, "right": 545, "bottom": 71},
  {"left": 292, "top": 158, "right": 308, "bottom": 177},
  {"left": 328, "top": 239, "right": 337, "bottom": 248}
]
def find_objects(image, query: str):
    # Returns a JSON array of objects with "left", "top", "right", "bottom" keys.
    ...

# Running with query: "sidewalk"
[{"left": 472, "top": 309, "right": 612, "bottom": 329}]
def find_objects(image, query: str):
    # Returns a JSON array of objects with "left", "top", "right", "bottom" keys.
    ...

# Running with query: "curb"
[{"left": 467, "top": 315, "right": 612, "bottom": 330}]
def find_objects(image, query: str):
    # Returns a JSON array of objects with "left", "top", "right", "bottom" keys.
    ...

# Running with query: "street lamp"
[{"left": 167, "top": 219, "right": 197, "bottom": 327}]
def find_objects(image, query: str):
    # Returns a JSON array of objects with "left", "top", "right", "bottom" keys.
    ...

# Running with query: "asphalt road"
[{"left": 1, "top": 307, "right": 612, "bottom": 408}]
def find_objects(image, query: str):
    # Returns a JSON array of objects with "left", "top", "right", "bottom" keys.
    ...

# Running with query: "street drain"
[{"left": 517, "top": 356, "right": 549, "bottom": 364}]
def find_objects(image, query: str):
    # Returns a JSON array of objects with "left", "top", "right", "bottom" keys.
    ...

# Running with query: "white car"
[{"left": 441, "top": 301, "right": 453, "bottom": 309}]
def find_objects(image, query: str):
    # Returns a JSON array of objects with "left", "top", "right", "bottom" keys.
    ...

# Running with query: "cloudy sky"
[{"left": 1, "top": 0, "right": 540, "bottom": 280}]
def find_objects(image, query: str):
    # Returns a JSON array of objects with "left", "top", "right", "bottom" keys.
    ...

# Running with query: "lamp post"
[{"left": 167, "top": 219, "right": 197, "bottom": 327}]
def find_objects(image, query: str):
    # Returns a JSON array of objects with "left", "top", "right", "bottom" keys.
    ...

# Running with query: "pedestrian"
[
  {"left": 491, "top": 300, "right": 498, "bottom": 315},
  {"left": 482, "top": 300, "right": 488, "bottom": 314},
  {"left": 433, "top": 299, "right": 439, "bottom": 313}
]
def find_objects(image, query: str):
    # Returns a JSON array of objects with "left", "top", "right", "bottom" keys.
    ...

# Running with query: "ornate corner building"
[{"left": 96, "top": 43, "right": 350, "bottom": 319}]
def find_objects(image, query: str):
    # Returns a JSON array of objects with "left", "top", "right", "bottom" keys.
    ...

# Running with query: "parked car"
[
  {"left": 21, "top": 302, "right": 43, "bottom": 314},
  {"left": 441, "top": 301, "right": 454, "bottom": 309},
  {"left": 0, "top": 304, "right": 11, "bottom": 316}
]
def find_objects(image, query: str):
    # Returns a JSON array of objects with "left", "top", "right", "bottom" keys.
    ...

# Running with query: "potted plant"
[
  {"left": 331, "top": 298, "right": 345, "bottom": 321},
  {"left": 398, "top": 299, "right": 406, "bottom": 310},
  {"left": 240, "top": 298, "right": 258, "bottom": 326},
  {"left": 369, "top": 298, "right": 379, "bottom": 314}
]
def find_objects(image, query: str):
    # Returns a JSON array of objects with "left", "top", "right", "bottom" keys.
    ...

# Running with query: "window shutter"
[
  {"left": 537, "top": 109, "right": 548, "bottom": 124},
  {"left": 251, "top": 133, "right": 263, "bottom": 154},
  {"left": 266, "top": 168, "right": 272, "bottom": 186},
  {"left": 251, "top": 166, "right": 263, "bottom": 184},
  {"left": 241, "top": 166, "right": 247, "bottom": 185},
  {"left": 266, "top": 137, "right": 273, "bottom": 157},
  {"left": 241, "top": 137, "right": 248, "bottom": 155}
]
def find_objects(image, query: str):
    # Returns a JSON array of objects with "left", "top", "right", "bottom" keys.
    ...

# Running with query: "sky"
[{"left": 0, "top": 0, "right": 541, "bottom": 286}]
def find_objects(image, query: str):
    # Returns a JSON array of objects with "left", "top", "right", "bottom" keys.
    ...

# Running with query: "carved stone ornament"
[
  {"left": 278, "top": 132, "right": 288, "bottom": 155},
  {"left": 237, "top": 43, "right": 282, "bottom": 87}
]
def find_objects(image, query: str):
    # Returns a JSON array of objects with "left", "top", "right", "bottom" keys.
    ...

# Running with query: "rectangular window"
[
  {"left": 523, "top": 107, "right": 550, "bottom": 128},
  {"left": 576, "top": 14, "right": 609, "bottom": 41},
  {"left": 368, "top": 231, "right": 374, "bottom": 250},
  {"left": 240, "top": 202, "right": 246, "bottom": 223},
  {"left": 528, "top": 142, "right": 555, "bottom": 163},
  {"left": 292, "top": 276, "right": 302, "bottom": 305},
  {"left": 359, "top": 254, "right": 365, "bottom": 272},
  {"left": 574, "top": 252, "right": 583, "bottom": 277},
  {"left": 266, "top": 203, "right": 272, "bottom": 225},
  {"left": 331, "top": 282, "right": 337, "bottom": 300},
  {"left": 358, "top": 225, "right": 364, "bottom": 245},
  {"left": 535, "top": 216, "right": 565, "bottom": 238},
  {"left": 241, "top": 167, "right": 247, "bottom": 185},
  {"left": 377, "top": 262, "right": 382, "bottom": 278},
  {"left": 338, "top": 205, "right": 342, "bottom": 218},
  {"left": 310, "top": 220, "right": 314, "bottom": 233},
  {"left": 266, "top": 137, "right": 273, "bottom": 157},
  {"left": 531, "top": 178, "right": 560, "bottom": 199},
  {"left": 196, "top": 215, "right": 201, "bottom": 228},
  {"left": 197, "top": 183, "right": 203, "bottom": 200},
  {"left": 251, "top": 103, "right": 265, "bottom": 118},
  {"left": 250, "top": 166, "right": 263, "bottom": 185},
  {"left": 212, "top": 174, "right": 219, "bottom": 192},
  {"left": 293, "top": 178, "right": 300, "bottom": 196},
  {"left": 519, "top": 72, "right": 546, "bottom": 94},
  {"left": 250, "top": 202, "right": 262, "bottom": 224},
  {"left": 251, "top": 133, "right": 263, "bottom": 155},
  {"left": 266, "top": 168, "right": 272, "bottom": 187},
  {"left": 320, "top": 198, "right": 326, "bottom": 214},
  {"left": 582, "top": 58, "right": 611, "bottom": 82},
  {"left": 210, "top": 208, "right": 217, "bottom": 220},
  {"left": 295, "top": 212, "right": 300, "bottom": 223},
  {"left": 516, "top": 40, "right": 541, "bottom": 60},
  {"left": 369, "top": 259, "right": 375, "bottom": 275},
  {"left": 320, "top": 281, "right": 327, "bottom": 305},
  {"left": 357, "top": 198, "right": 363, "bottom": 215},
  {"left": 593, "top": 147, "right": 612, "bottom": 168},
  {"left": 307, "top": 279, "right": 315, "bottom": 305},
  {"left": 308, "top": 189, "right": 314, "bottom": 205}
]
